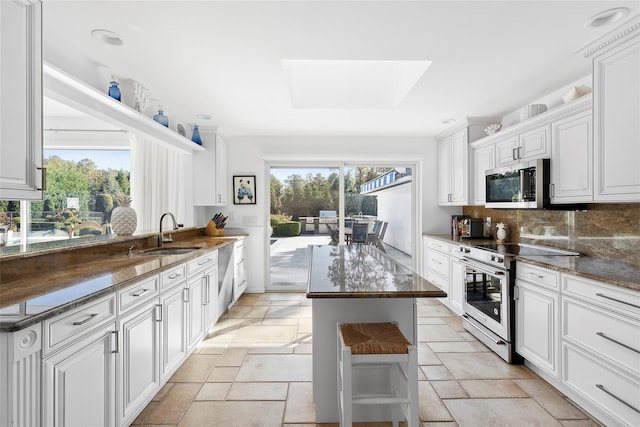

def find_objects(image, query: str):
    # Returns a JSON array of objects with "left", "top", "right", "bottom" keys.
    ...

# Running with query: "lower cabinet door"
[
  {"left": 187, "top": 276, "right": 206, "bottom": 351},
  {"left": 515, "top": 282, "right": 560, "bottom": 379},
  {"left": 160, "top": 285, "right": 187, "bottom": 382},
  {"left": 449, "top": 257, "right": 465, "bottom": 315},
  {"left": 204, "top": 266, "right": 219, "bottom": 331},
  {"left": 43, "top": 322, "right": 117, "bottom": 427},
  {"left": 118, "top": 303, "right": 160, "bottom": 425}
]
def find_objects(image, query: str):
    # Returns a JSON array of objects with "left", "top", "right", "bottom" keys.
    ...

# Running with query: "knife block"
[{"left": 205, "top": 220, "right": 224, "bottom": 236}]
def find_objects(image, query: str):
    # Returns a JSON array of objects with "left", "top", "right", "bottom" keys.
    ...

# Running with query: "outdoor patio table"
[{"left": 306, "top": 244, "right": 446, "bottom": 422}]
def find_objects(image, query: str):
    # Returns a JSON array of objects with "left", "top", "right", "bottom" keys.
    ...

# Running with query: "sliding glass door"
[{"left": 267, "top": 162, "right": 415, "bottom": 291}]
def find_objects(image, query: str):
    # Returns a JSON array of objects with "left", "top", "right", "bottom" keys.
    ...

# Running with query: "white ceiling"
[{"left": 41, "top": 1, "right": 639, "bottom": 138}]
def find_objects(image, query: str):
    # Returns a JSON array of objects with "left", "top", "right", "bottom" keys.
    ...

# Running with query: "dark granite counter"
[
  {"left": 0, "top": 230, "right": 245, "bottom": 332},
  {"left": 423, "top": 233, "right": 640, "bottom": 292},
  {"left": 307, "top": 244, "right": 446, "bottom": 298}
]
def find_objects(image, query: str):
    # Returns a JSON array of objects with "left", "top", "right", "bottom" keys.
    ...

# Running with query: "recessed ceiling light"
[
  {"left": 441, "top": 119, "right": 456, "bottom": 124},
  {"left": 196, "top": 113, "right": 213, "bottom": 121},
  {"left": 91, "top": 29, "right": 124, "bottom": 46},
  {"left": 584, "top": 7, "right": 629, "bottom": 28}
]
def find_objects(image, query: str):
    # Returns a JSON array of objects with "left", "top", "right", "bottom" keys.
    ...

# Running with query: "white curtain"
[{"left": 130, "top": 134, "right": 185, "bottom": 233}]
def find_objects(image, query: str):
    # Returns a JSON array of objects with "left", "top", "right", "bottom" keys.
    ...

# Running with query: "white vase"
[
  {"left": 496, "top": 223, "right": 507, "bottom": 242},
  {"left": 111, "top": 206, "right": 137, "bottom": 236}
]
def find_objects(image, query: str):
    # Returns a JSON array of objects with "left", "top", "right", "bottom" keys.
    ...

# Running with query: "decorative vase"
[
  {"left": 111, "top": 196, "right": 137, "bottom": 236},
  {"left": 108, "top": 76, "right": 121, "bottom": 102},
  {"left": 496, "top": 223, "right": 507, "bottom": 243},
  {"left": 153, "top": 106, "right": 169, "bottom": 127},
  {"left": 191, "top": 124, "right": 202, "bottom": 145}
]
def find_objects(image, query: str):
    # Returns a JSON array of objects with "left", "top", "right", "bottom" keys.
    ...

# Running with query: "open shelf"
[{"left": 43, "top": 64, "right": 204, "bottom": 154}]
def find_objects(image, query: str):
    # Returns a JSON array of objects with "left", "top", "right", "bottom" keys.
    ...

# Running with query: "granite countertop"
[
  {"left": 307, "top": 244, "right": 446, "bottom": 298},
  {"left": 424, "top": 233, "right": 640, "bottom": 292},
  {"left": 0, "top": 231, "right": 245, "bottom": 332}
]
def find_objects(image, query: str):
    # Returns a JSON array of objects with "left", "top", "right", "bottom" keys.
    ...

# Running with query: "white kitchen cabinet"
[
  {"left": 560, "top": 273, "right": 640, "bottom": 427},
  {"left": 0, "top": 0, "right": 43, "bottom": 200},
  {"left": 438, "top": 129, "right": 468, "bottom": 205},
  {"left": 117, "top": 302, "right": 160, "bottom": 426},
  {"left": 43, "top": 322, "right": 117, "bottom": 427},
  {"left": 231, "top": 239, "right": 248, "bottom": 307},
  {"left": 550, "top": 109, "right": 593, "bottom": 203},
  {"left": 515, "top": 263, "right": 560, "bottom": 379},
  {"left": 423, "top": 237, "right": 455, "bottom": 311},
  {"left": 471, "top": 142, "right": 494, "bottom": 205},
  {"left": 448, "top": 249, "right": 465, "bottom": 315},
  {"left": 159, "top": 284, "right": 188, "bottom": 382},
  {"left": 495, "top": 125, "right": 549, "bottom": 167},
  {"left": 203, "top": 265, "right": 219, "bottom": 331},
  {"left": 193, "top": 130, "right": 228, "bottom": 206},
  {"left": 590, "top": 27, "right": 640, "bottom": 202},
  {"left": 0, "top": 324, "right": 42, "bottom": 427},
  {"left": 186, "top": 274, "right": 206, "bottom": 350}
]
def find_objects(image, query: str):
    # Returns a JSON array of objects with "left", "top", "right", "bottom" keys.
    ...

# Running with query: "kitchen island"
[{"left": 306, "top": 244, "right": 446, "bottom": 423}]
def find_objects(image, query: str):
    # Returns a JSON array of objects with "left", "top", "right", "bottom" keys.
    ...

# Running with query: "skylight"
[{"left": 282, "top": 59, "right": 431, "bottom": 109}]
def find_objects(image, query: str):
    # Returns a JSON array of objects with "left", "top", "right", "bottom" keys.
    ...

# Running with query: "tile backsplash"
[{"left": 463, "top": 204, "right": 640, "bottom": 267}]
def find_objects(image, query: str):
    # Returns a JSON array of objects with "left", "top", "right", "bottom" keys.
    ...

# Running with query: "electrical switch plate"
[{"left": 243, "top": 215, "right": 258, "bottom": 225}]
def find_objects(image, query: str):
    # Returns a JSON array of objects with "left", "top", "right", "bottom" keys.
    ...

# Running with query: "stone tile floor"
[{"left": 131, "top": 292, "right": 601, "bottom": 427}]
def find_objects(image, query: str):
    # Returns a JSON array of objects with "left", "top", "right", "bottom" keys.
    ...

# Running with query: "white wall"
[
  {"left": 374, "top": 182, "right": 412, "bottom": 254},
  {"left": 198, "top": 135, "right": 459, "bottom": 293}
]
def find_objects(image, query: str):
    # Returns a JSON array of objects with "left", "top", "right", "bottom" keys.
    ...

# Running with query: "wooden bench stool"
[{"left": 337, "top": 322, "right": 418, "bottom": 427}]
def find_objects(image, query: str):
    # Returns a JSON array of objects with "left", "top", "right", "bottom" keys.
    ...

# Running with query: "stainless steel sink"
[{"left": 142, "top": 246, "right": 201, "bottom": 255}]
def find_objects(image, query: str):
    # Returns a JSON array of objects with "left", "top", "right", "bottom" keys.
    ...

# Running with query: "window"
[{"left": 0, "top": 149, "right": 130, "bottom": 247}]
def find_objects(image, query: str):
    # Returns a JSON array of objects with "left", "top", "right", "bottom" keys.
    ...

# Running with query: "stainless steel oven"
[
  {"left": 459, "top": 252, "right": 520, "bottom": 363},
  {"left": 458, "top": 242, "right": 579, "bottom": 363}
]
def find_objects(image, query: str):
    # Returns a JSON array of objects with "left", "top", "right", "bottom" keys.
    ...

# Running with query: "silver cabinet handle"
[
  {"left": 549, "top": 183, "right": 555, "bottom": 198},
  {"left": 156, "top": 304, "right": 163, "bottom": 322},
  {"left": 168, "top": 273, "right": 182, "bottom": 280},
  {"left": 37, "top": 167, "right": 47, "bottom": 191},
  {"left": 595, "top": 293, "right": 640, "bottom": 310},
  {"left": 132, "top": 288, "right": 149, "bottom": 297},
  {"left": 198, "top": 258, "right": 211, "bottom": 266},
  {"left": 73, "top": 313, "right": 98, "bottom": 326},
  {"left": 596, "top": 384, "right": 640, "bottom": 413},
  {"left": 183, "top": 288, "right": 189, "bottom": 303},
  {"left": 529, "top": 272, "right": 544, "bottom": 279},
  {"left": 517, "top": 146, "right": 522, "bottom": 159},
  {"left": 512, "top": 148, "right": 517, "bottom": 161},
  {"left": 431, "top": 259, "right": 442, "bottom": 265},
  {"left": 596, "top": 332, "right": 640, "bottom": 354},
  {"left": 112, "top": 330, "right": 119, "bottom": 354}
]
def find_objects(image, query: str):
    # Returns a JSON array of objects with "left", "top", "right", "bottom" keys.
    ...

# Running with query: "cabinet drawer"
[
  {"left": 562, "top": 273, "right": 640, "bottom": 317},
  {"left": 563, "top": 343, "right": 640, "bottom": 427},
  {"left": 425, "top": 238, "right": 450, "bottom": 254},
  {"left": 187, "top": 250, "right": 218, "bottom": 277},
  {"left": 426, "top": 249, "right": 450, "bottom": 278},
  {"left": 516, "top": 262, "right": 559, "bottom": 290},
  {"left": 563, "top": 296, "right": 640, "bottom": 375},
  {"left": 427, "top": 270, "right": 449, "bottom": 293},
  {"left": 44, "top": 294, "right": 116, "bottom": 354},
  {"left": 161, "top": 265, "right": 187, "bottom": 291},
  {"left": 118, "top": 275, "right": 160, "bottom": 314}
]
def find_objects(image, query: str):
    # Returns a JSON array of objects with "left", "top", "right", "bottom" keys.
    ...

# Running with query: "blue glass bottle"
[
  {"left": 191, "top": 124, "right": 202, "bottom": 145},
  {"left": 153, "top": 106, "right": 169, "bottom": 127},
  {"left": 108, "top": 76, "right": 121, "bottom": 101}
]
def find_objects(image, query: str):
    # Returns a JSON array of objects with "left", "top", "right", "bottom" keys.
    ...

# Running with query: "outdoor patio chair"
[
  {"left": 68, "top": 221, "right": 105, "bottom": 239},
  {"left": 351, "top": 223, "right": 368, "bottom": 244},
  {"left": 326, "top": 224, "right": 340, "bottom": 245},
  {"left": 369, "top": 221, "right": 388, "bottom": 252}
]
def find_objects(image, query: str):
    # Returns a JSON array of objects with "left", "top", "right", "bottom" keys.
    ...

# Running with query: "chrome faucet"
[{"left": 158, "top": 212, "right": 182, "bottom": 247}]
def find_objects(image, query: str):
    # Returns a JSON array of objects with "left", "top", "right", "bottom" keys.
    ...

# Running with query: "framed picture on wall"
[{"left": 233, "top": 175, "right": 256, "bottom": 204}]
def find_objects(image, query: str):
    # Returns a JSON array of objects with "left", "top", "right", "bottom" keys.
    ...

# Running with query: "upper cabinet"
[
  {"left": 437, "top": 118, "right": 500, "bottom": 206},
  {"left": 582, "top": 18, "right": 640, "bottom": 202},
  {"left": 550, "top": 109, "right": 593, "bottom": 203},
  {"left": 0, "top": 0, "right": 43, "bottom": 201},
  {"left": 495, "top": 125, "right": 549, "bottom": 167},
  {"left": 193, "top": 130, "right": 228, "bottom": 206}
]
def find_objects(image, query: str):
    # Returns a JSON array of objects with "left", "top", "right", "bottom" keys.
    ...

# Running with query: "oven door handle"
[
  {"left": 459, "top": 258, "right": 506, "bottom": 276},
  {"left": 462, "top": 314, "right": 506, "bottom": 345}
]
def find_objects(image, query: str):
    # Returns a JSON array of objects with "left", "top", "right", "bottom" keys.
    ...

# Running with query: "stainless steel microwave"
[{"left": 485, "top": 159, "right": 547, "bottom": 209}]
